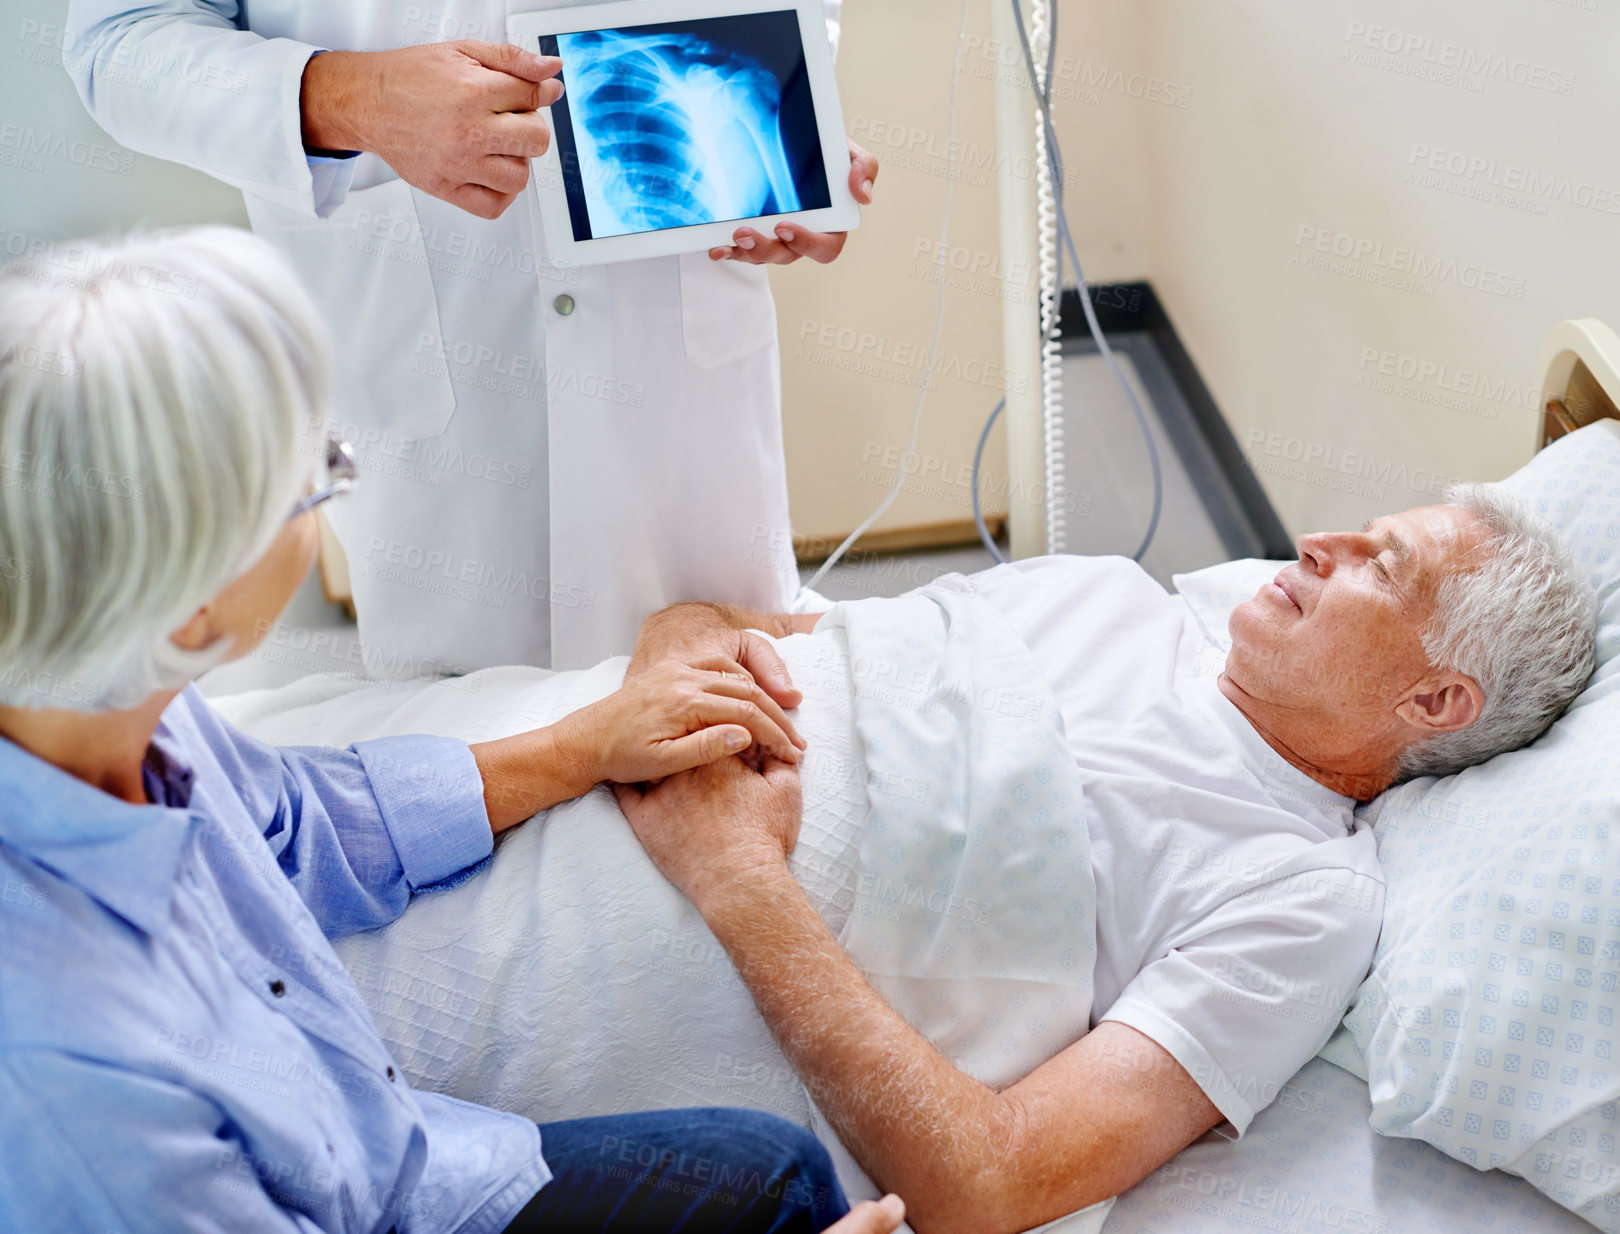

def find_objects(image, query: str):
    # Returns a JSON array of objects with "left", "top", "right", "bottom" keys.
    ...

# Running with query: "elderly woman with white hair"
[{"left": 0, "top": 229, "right": 909, "bottom": 1234}]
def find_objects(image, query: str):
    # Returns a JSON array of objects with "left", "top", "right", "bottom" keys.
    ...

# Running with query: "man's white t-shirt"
[{"left": 961, "top": 554, "right": 1385, "bottom": 1135}]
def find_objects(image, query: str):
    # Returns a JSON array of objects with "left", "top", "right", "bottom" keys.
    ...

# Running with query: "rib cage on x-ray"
[{"left": 560, "top": 28, "right": 804, "bottom": 234}]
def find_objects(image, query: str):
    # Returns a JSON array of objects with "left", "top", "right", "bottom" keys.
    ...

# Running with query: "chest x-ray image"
[{"left": 547, "top": 12, "right": 832, "bottom": 240}]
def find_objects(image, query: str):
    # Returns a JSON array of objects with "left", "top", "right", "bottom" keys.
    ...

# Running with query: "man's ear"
[
  {"left": 1397, "top": 674, "right": 1484, "bottom": 735},
  {"left": 169, "top": 606, "right": 215, "bottom": 653}
]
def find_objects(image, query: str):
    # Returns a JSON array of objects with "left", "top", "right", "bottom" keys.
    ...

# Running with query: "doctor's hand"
[
  {"left": 613, "top": 753, "right": 802, "bottom": 908},
  {"left": 300, "top": 42, "right": 563, "bottom": 220},
  {"left": 709, "top": 138, "right": 879, "bottom": 265},
  {"left": 559, "top": 656, "right": 805, "bottom": 788}
]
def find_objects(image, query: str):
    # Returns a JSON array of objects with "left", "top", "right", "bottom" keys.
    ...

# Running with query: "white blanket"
[{"left": 216, "top": 586, "right": 1112, "bottom": 1232}]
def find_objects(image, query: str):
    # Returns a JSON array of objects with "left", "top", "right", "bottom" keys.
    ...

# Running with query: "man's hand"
[
  {"left": 300, "top": 42, "right": 563, "bottom": 219},
  {"left": 709, "top": 138, "right": 879, "bottom": 265},
  {"left": 614, "top": 754, "right": 802, "bottom": 908},
  {"left": 627, "top": 603, "right": 806, "bottom": 714}
]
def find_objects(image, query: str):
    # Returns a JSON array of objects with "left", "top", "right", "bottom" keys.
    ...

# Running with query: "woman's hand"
[
  {"left": 472, "top": 610, "right": 814, "bottom": 835},
  {"left": 561, "top": 654, "right": 806, "bottom": 787}
]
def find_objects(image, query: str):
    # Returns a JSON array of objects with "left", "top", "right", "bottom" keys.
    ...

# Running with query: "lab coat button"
[
  {"left": 269, "top": 979, "right": 286, "bottom": 997},
  {"left": 552, "top": 294, "right": 576, "bottom": 316}
]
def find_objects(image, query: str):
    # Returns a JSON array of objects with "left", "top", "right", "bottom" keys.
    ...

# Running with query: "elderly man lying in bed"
[
  {"left": 331, "top": 474, "right": 1597, "bottom": 1230},
  {"left": 583, "top": 491, "right": 1596, "bottom": 1230}
]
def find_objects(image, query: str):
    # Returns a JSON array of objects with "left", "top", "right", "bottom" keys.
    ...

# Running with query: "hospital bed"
[
  {"left": 1105, "top": 1055, "right": 1597, "bottom": 1234},
  {"left": 1108, "top": 320, "right": 1620, "bottom": 1234},
  {"left": 217, "top": 319, "right": 1620, "bottom": 1233}
]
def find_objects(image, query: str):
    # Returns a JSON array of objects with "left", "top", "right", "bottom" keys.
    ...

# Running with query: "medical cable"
[
  {"left": 803, "top": 0, "right": 973, "bottom": 591},
  {"left": 1030, "top": 0, "right": 1065, "bottom": 554},
  {"left": 971, "top": 0, "right": 1163, "bottom": 565},
  {"left": 1020, "top": 0, "right": 1162, "bottom": 562},
  {"left": 971, "top": 398, "right": 1009, "bottom": 564}
]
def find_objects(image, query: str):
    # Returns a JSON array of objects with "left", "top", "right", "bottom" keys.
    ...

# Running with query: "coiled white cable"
[
  {"left": 1029, "top": 0, "right": 1064, "bottom": 554},
  {"left": 804, "top": 0, "right": 972, "bottom": 591},
  {"left": 975, "top": 0, "right": 1164, "bottom": 566}
]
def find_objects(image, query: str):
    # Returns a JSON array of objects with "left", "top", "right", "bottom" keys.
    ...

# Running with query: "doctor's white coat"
[{"left": 64, "top": 0, "right": 842, "bottom": 672}]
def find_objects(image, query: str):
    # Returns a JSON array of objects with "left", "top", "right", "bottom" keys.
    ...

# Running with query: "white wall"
[
  {"left": 786, "top": 0, "right": 1620, "bottom": 544},
  {"left": 1134, "top": 0, "right": 1620, "bottom": 534},
  {"left": 0, "top": 0, "right": 248, "bottom": 244}
]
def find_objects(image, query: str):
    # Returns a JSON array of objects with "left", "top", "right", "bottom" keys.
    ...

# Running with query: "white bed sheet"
[
  {"left": 212, "top": 603, "right": 1597, "bottom": 1233},
  {"left": 1105, "top": 1057, "right": 1596, "bottom": 1234}
]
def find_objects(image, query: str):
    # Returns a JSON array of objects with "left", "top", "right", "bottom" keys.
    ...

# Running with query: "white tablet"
[{"left": 507, "top": 0, "right": 859, "bottom": 266}]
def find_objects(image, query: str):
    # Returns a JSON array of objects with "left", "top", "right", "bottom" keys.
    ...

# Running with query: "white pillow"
[
  {"left": 1174, "top": 420, "right": 1620, "bottom": 1232},
  {"left": 1171, "top": 556, "right": 1282, "bottom": 652}
]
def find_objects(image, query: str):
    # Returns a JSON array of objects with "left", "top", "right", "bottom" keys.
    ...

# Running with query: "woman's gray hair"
[
  {"left": 0, "top": 227, "right": 326, "bottom": 711},
  {"left": 1397, "top": 482, "right": 1597, "bottom": 781}
]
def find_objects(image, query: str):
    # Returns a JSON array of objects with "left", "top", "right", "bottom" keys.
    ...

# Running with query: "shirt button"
[
  {"left": 386, "top": 1066, "right": 397, "bottom": 1081},
  {"left": 553, "top": 294, "right": 576, "bottom": 316},
  {"left": 268, "top": 979, "right": 286, "bottom": 998}
]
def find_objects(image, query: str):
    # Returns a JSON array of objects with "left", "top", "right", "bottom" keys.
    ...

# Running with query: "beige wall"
[
  {"left": 781, "top": 0, "right": 1620, "bottom": 547},
  {"left": 10, "top": 0, "right": 1613, "bottom": 550},
  {"left": 772, "top": 0, "right": 1158, "bottom": 551},
  {"left": 1135, "top": 0, "right": 1620, "bottom": 534}
]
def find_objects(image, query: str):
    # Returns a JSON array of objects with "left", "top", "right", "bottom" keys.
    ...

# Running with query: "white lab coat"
[{"left": 64, "top": 0, "right": 842, "bottom": 672}]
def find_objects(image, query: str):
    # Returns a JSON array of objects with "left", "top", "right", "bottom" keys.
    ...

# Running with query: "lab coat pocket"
[
  {"left": 244, "top": 179, "right": 457, "bottom": 441},
  {"left": 676, "top": 251, "right": 778, "bottom": 368}
]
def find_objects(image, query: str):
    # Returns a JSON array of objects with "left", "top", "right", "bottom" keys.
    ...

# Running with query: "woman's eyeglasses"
[{"left": 290, "top": 434, "right": 358, "bottom": 522}]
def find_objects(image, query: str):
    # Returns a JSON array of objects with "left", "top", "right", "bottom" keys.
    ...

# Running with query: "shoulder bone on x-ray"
[{"left": 563, "top": 29, "right": 804, "bottom": 232}]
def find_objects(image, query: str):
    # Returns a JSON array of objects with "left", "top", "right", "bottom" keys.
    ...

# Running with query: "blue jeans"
[{"left": 502, "top": 1107, "right": 851, "bottom": 1233}]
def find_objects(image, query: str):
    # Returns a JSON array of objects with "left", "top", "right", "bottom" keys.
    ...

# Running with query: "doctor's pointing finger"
[{"left": 300, "top": 41, "right": 566, "bottom": 221}]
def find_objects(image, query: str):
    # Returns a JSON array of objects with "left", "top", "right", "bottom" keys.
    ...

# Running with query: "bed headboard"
[{"left": 1538, "top": 318, "right": 1620, "bottom": 449}]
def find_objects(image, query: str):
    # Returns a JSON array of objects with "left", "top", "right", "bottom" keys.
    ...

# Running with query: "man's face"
[{"left": 1225, "top": 504, "right": 1488, "bottom": 719}]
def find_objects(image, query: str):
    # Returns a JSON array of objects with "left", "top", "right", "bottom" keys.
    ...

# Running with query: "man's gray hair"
[
  {"left": 0, "top": 228, "right": 326, "bottom": 711},
  {"left": 1397, "top": 482, "right": 1597, "bottom": 781}
]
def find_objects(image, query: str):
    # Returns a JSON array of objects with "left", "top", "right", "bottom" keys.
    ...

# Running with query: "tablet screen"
[{"left": 540, "top": 11, "right": 832, "bottom": 242}]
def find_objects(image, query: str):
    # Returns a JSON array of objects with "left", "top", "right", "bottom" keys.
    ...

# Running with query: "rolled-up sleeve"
[
  {"left": 261, "top": 734, "right": 491, "bottom": 937},
  {"left": 170, "top": 688, "right": 492, "bottom": 939},
  {"left": 308, "top": 151, "right": 360, "bottom": 217},
  {"left": 353, "top": 736, "right": 492, "bottom": 892}
]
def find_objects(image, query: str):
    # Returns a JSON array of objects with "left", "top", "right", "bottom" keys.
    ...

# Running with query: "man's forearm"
[
  {"left": 695, "top": 865, "right": 1025, "bottom": 1234},
  {"left": 714, "top": 603, "right": 822, "bottom": 638},
  {"left": 641, "top": 601, "right": 818, "bottom": 645}
]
